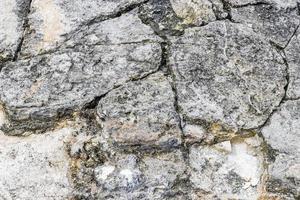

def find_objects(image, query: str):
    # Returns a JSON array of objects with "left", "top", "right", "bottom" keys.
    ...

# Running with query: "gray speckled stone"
[
  {"left": 0, "top": 0, "right": 30, "bottom": 61},
  {"left": 170, "top": 21, "right": 286, "bottom": 130},
  {"left": 94, "top": 151, "right": 186, "bottom": 200},
  {"left": 231, "top": 1, "right": 300, "bottom": 47},
  {"left": 189, "top": 137, "right": 264, "bottom": 199},
  {"left": 97, "top": 72, "right": 181, "bottom": 149},
  {"left": 262, "top": 100, "right": 300, "bottom": 199},
  {"left": 285, "top": 27, "right": 300, "bottom": 99},
  {"left": 0, "top": 11, "right": 161, "bottom": 134},
  {"left": 0, "top": 128, "right": 73, "bottom": 200},
  {"left": 21, "top": 0, "right": 147, "bottom": 56}
]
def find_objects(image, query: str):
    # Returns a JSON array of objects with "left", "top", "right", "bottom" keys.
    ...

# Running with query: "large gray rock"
[
  {"left": 262, "top": 100, "right": 300, "bottom": 199},
  {"left": 97, "top": 73, "right": 181, "bottom": 149},
  {"left": 0, "top": 0, "right": 30, "bottom": 62},
  {"left": 231, "top": 0, "right": 300, "bottom": 47},
  {"left": 21, "top": 0, "right": 147, "bottom": 56},
  {"left": 0, "top": 11, "right": 161, "bottom": 134},
  {"left": 169, "top": 21, "right": 286, "bottom": 130}
]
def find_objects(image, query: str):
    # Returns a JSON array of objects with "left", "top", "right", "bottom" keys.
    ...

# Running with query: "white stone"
[
  {"left": 95, "top": 165, "right": 115, "bottom": 181},
  {"left": 0, "top": 128, "right": 73, "bottom": 199}
]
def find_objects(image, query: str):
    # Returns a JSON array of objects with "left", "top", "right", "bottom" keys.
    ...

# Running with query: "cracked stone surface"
[
  {"left": 231, "top": 0, "right": 300, "bottom": 47},
  {"left": 170, "top": 21, "right": 286, "bottom": 130},
  {"left": 0, "top": 0, "right": 299, "bottom": 199},
  {"left": 97, "top": 72, "right": 182, "bottom": 149},
  {"left": 261, "top": 100, "right": 300, "bottom": 199},
  {"left": 285, "top": 26, "right": 300, "bottom": 99},
  {"left": 0, "top": 0, "right": 30, "bottom": 62},
  {"left": 0, "top": 11, "right": 161, "bottom": 134},
  {"left": 21, "top": 0, "right": 147, "bottom": 57}
]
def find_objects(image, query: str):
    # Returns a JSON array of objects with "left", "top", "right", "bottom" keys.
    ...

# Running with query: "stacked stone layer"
[{"left": 0, "top": 0, "right": 299, "bottom": 199}]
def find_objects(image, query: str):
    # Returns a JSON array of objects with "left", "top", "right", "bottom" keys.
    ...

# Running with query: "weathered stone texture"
[
  {"left": 285, "top": 27, "right": 300, "bottom": 99},
  {"left": 0, "top": 0, "right": 299, "bottom": 199},
  {"left": 170, "top": 21, "right": 286, "bottom": 130},
  {"left": 0, "top": 128, "right": 73, "bottom": 199},
  {"left": 262, "top": 100, "right": 300, "bottom": 199},
  {"left": 0, "top": 11, "right": 161, "bottom": 134},
  {"left": 97, "top": 73, "right": 182, "bottom": 149},
  {"left": 189, "top": 137, "right": 264, "bottom": 199},
  {"left": 0, "top": 0, "right": 30, "bottom": 61}
]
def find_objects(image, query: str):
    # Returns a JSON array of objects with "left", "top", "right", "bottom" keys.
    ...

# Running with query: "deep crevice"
[
  {"left": 12, "top": 0, "right": 32, "bottom": 61},
  {"left": 256, "top": 43, "right": 290, "bottom": 132},
  {"left": 231, "top": 1, "right": 271, "bottom": 8},
  {"left": 83, "top": 69, "right": 161, "bottom": 110},
  {"left": 283, "top": 23, "right": 300, "bottom": 49}
]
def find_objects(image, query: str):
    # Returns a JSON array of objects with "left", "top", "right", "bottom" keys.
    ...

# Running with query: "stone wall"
[{"left": 0, "top": 0, "right": 299, "bottom": 199}]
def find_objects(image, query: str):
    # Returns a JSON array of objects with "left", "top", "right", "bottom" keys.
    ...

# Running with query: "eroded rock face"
[
  {"left": 0, "top": 11, "right": 161, "bottom": 134},
  {"left": 189, "top": 137, "right": 264, "bottom": 199},
  {"left": 170, "top": 21, "right": 286, "bottom": 130},
  {"left": 285, "top": 27, "right": 300, "bottom": 99},
  {"left": 21, "top": 0, "right": 147, "bottom": 56},
  {"left": 0, "top": 128, "right": 73, "bottom": 199},
  {"left": 0, "top": 0, "right": 30, "bottom": 62},
  {"left": 231, "top": 0, "right": 300, "bottom": 47},
  {"left": 97, "top": 73, "right": 181, "bottom": 149},
  {"left": 262, "top": 100, "right": 300, "bottom": 199},
  {"left": 0, "top": 0, "right": 299, "bottom": 199}
]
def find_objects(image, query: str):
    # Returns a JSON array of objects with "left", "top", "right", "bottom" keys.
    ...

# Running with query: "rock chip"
[
  {"left": 170, "top": 0, "right": 216, "bottom": 25},
  {"left": 94, "top": 151, "right": 186, "bottom": 199}
]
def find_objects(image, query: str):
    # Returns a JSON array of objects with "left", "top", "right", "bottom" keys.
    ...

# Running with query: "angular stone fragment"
[
  {"left": 138, "top": 0, "right": 184, "bottom": 36},
  {"left": 231, "top": 1, "right": 300, "bottom": 47},
  {"left": 0, "top": 12, "right": 161, "bottom": 134},
  {"left": 94, "top": 154, "right": 143, "bottom": 199},
  {"left": 169, "top": 21, "right": 286, "bottom": 130},
  {"left": 97, "top": 73, "right": 181, "bottom": 149},
  {"left": 0, "top": 128, "right": 73, "bottom": 199},
  {"left": 285, "top": 27, "right": 300, "bottom": 99},
  {"left": 140, "top": 151, "right": 187, "bottom": 198},
  {"left": 21, "top": 0, "right": 147, "bottom": 56},
  {"left": 189, "top": 137, "right": 264, "bottom": 199},
  {"left": 94, "top": 151, "right": 186, "bottom": 199},
  {"left": 261, "top": 100, "right": 300, "bottom": 199},
  {"left": 170, "top": 0, "right": 216, "bottom": 25},
  {"left": 0, "top": 0, "right": 30, "bottom": 61}
]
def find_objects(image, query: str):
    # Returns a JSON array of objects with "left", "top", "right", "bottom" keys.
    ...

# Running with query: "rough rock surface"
[
  {"left": 0, "top": 0, "right": 31, "bottom": 62},
  {"left": 0, "top": 0, "right": 299, "bottom": 199},
  {"left": 262, "top": 100, "right": 300, "bottom": 199}
]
